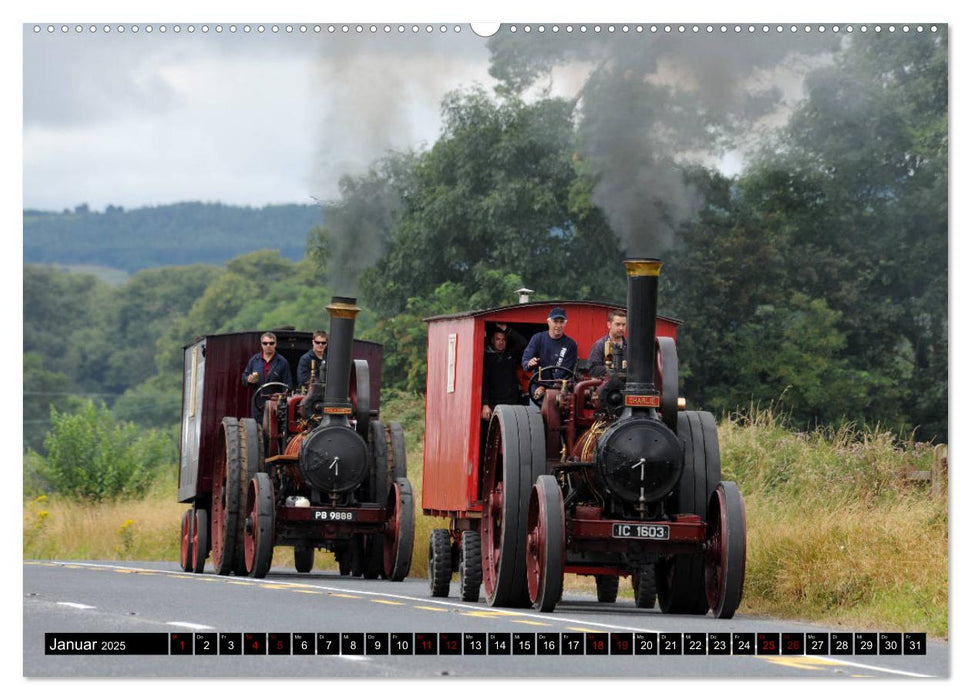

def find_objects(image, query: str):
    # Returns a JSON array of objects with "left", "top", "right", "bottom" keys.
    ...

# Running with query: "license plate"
[
  {"left": 612, "top": 523, "right": 670, "bottom": 540},
  {"left": 311, "top": 509, "right": 356, "bottom": 522}
]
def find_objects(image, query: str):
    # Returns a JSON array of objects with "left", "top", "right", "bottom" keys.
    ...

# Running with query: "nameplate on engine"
[
  {"left": 624, "top": 394, "right": 660, "bottom": 408},
  {"left": 612, "top": 523, "right": 670, "bottom": 540}
]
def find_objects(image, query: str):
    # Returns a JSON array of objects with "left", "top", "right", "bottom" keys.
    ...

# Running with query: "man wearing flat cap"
[{"left": 522, "top": 307, "right": 578, "bottom": 401}]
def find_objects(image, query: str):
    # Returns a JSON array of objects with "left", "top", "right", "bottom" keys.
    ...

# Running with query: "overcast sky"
[{"left": 22, "top": 22, "right": 496, "bottom": 212}]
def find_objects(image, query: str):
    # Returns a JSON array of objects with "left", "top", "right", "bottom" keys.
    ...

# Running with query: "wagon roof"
[
  {"left": 182, "top": 328, "right": 383, "bottom": 350},
  {"left": 423, "top": 300, "right": 681, "bottom": 325}
]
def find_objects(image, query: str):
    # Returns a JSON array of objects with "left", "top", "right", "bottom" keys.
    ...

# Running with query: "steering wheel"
[
  {"left": 251, "top": 381, "right": 290, "bottom": 418},
  {"left": 527, "top": 365, "right": 576, "bottom": 407}
]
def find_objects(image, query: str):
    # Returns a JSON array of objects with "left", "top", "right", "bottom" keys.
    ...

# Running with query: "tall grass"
[
  {"left": 23, "top": 403, "right": 947, "bottom": 637},
  {"left": 721, "top": 406, "right": 947, "bottom": 637}
]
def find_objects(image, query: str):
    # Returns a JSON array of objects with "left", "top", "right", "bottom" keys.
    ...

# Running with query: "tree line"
[{"left": 23, "top": 30, "right": 947, "bottom": 467}]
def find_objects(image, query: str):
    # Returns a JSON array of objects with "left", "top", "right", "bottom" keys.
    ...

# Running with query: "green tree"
[{"left": 26, "top": 400, "right": 174, "bottom": 501}]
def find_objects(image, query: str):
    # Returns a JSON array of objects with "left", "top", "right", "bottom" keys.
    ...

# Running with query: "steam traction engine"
[
  {"left": 421, "top": 259, "right": 745, "bottom": 616},
  {"left": 177, "top": 297, "right": 414, "bottom": 581}
]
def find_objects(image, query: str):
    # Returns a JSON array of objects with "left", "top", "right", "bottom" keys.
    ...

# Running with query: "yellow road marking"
[
  {"left": 293, "top": 589, "right": 323, "bottom": 595},
  {"left": 461, "top": 610, "right": 521, "bottom": 619},
  {"left": 331, "top": 593, "right": 362, "bottom": 599},
  {"left": 509, "top": 619, "right": 551, "bottom": 627},
  {"left": 413, "top": 606, "right": 449, "bottom": 612},
  {"left": 761, "top": 657, "right": 846, "bottom": 672},
  {"left": 372, "top": 599, "right": 405, "bottom": 606},
  {"left": 567, "top": 627, "right": 601, "bottom": 633}
]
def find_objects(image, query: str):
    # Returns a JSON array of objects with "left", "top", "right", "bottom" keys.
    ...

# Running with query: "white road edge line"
[
  {"left": 806, "top": 656, "right": 933, "bottom": 679},
  {"left": 166, "top": 622, "right": 215, "bottom": 630},
  {"left": 56, "top": 602, "right": 96, "bottom": 610}
]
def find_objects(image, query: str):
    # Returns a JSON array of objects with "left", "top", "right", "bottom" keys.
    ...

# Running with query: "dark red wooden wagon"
[{"left": 177, "top": 297, "right": 414, "bottom": 581}]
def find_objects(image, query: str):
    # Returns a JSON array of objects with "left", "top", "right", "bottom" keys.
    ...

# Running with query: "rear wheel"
[
  {"left": 458, "top": 530, "right": 483, "bottom": 602},
  {"left": 481, "top": 405, "right": 547, "bottom": 607},
  {"left": 525, "top": 475, "right": 565, "bottom": 613},
  {"left": 211, "top": 417, "right": 242, "bottom": 575},
  {"left": 595, "top": 575, "right": 619, "bottom": 603},
  {"left": 428, "top": 529, "right": 452, "bottom": 597},
  {"left": 658, "top": 410, "right": 721, "bottom": 614}
]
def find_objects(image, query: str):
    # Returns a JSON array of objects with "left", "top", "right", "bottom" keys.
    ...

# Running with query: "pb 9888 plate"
[
  {"left": 312, "top": 509, "right": 356, "bottom": 521},
  {"left": 612, "top": 523, "right": 670, "bottom": 540}
]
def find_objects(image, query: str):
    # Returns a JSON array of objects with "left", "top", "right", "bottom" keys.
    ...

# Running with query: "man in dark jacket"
[
  {"left": 297, "top": 330, "right": 328, "bottom": 389},
  {"left": 588, "top": 309, "right": 627, "bottom": 377},
  {"left": 481, "top": 327, "right": 522, "bottom": 422},
  {"left": 522, "top": 307, "right": 578, "bottom": 401},
  {"left": 242, "top": 331, "right": 293, "bottom": 421}
]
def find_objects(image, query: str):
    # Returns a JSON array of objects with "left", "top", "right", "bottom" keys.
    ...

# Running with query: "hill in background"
[{"left": 23, "top": 202, "right": 323, "bottom": 274}]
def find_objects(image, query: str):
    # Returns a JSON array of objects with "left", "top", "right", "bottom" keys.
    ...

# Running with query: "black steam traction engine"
[
  {"left": 422, "top": 259, "right": 745, "bottom": 616},
  {"left": 177, "top": 297, "right": 414, "bottom": 580}
]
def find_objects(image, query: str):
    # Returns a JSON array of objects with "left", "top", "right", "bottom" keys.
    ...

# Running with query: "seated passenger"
[
  {"left": 588, "top": 309, "right": 627, "bottom": 377},
  {"left": 297, "top": 330, "right": 329, "bottom": 389},
  {"left": 522, "top": 307, "right": 578, "bottom": 401}
]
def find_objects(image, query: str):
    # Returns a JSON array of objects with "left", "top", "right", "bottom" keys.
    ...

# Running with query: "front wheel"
[
  {"left": 704, "top": 481, "right": 747, "bottom": 619},
  {"left": 525, "top": 475, "right": 565, "bottom": 613},
  {"left": 428, "top": 529, "right": 452, "bottom": 597},
  {"left": 243, "top": 472, "right": 275, "bottom": 578}
]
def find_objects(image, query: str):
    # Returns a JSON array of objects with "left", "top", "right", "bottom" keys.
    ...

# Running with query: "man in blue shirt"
[
  {"left": 297, "top": 330, "right": 328, "bottom": 389},
  {"left": 522, "top": 307, "right": 577, "bottom": 402}
]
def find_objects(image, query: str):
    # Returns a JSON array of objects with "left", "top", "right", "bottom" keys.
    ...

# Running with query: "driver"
[
  {"left": 242, "top": 331, "right": 294, "bottom": 421},
  {"left": 522, "top": 307, "right": 577, "bottom": 402}
]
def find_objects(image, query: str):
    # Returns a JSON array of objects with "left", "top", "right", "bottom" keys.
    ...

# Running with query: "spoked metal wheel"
[
  {"left": 191, "top": 508, "right": 209, "bottom": 574},
  {"left": 211, "top": 417, "right": 243, "bottom": 575},
  {"left": 459, "top": 530, "right": 483, "bottom": 602},
  {"left": 179, "top": 509, "right": 193, "bottom": 572},
  {"left": 481, "top": 405, "right": 547, "bottom": 607},
  {"left": 428, "top": 529, "right": 452, "bottom": 597},
  {"left": 658, "top": 410, "right": 721, "bottom": 614},
  {"left": 243, "top": 472, "right": 275, "bottom": 579},
  {"left": 525, "top": 475, "right": 565, "bottom": 613},
  {"left": 704, "top": 481, "right": 747, "bottom": 619},
  {"left": 595, "top": 575, "right": 619, "bottom": 603},
  {"left": 294, "top": 546, "right": 314, "bottom": 573},
  {"left": 632, "top": 565, "right": 656, "bottom": 609},
  {"left": 383, "top": 477, "right": 415, "bottom": 581}
]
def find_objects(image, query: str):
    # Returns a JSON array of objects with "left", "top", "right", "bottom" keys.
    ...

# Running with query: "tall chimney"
[
  {"left": 622, "top": 258, "right": 662, "bottom": 416},
  {"left": 322, "top": 296, "right": 361, "bottom": 422}
]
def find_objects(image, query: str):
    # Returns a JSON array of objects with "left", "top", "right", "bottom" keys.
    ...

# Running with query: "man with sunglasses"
[
  {"left": 243, "top": 331, "right": 294, "bottom": 420},
  {"left": 297, "top": 331, "right": 329, "bottom": 389}
]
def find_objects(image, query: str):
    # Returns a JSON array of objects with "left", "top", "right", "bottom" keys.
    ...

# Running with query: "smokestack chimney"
[
  {"left": 622, "top": 258, "right": 662, "bottom": 416},
  {"left": 322, "top": 296, "right": 361, "bottom": 421}
]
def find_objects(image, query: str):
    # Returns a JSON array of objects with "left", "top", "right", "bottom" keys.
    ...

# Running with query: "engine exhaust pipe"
[
  {"left": 322, "top": 296, "right": 361, "bottom": 422},
  {"left": 622, "top": 258, "right": 662, "bottom": 416}
]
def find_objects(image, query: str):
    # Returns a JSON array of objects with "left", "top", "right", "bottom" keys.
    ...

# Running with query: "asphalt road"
[{"left": 23, "top": 559, "right": 948, "bottom": 679}]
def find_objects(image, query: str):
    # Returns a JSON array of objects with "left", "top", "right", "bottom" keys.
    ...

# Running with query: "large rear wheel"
[
  {"left": 525, "top": 475, "right": 564, "bottom": 613},
  {"left": 211, "top": 417, "right": 243, "bottom": 575},
  {"left": 481, "top": 405, "right": 547, "bottom": 607},
  {"left": 658, "top": 410, "right": 721, "bottom": 614}
]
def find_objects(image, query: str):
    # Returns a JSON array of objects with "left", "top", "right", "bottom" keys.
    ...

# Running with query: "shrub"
[{"left": 25, "top": 400, "right": 174, "bottom": 502}]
